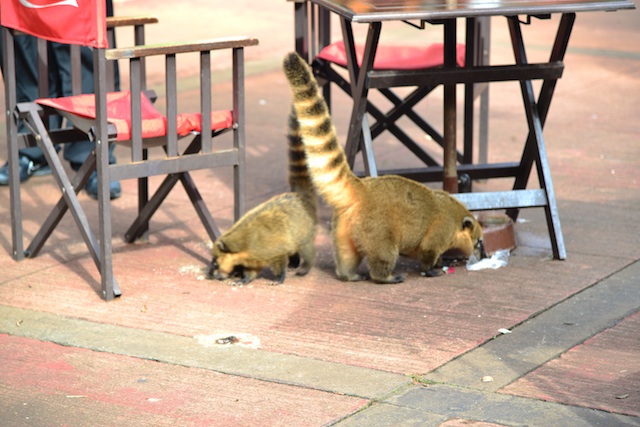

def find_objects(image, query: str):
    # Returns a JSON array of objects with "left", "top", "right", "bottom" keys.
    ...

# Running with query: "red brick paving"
[
  {"left": 0, "top": 334, "right": 365, "bottom": 426},
  {"left": 501, "top": 311, "right": 640, "bottom": 417},
  {"left": 0, "top": 1, "right": 639, "bottom": 425}
]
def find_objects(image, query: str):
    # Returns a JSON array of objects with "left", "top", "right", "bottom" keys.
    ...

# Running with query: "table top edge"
[{"left": 310, "top": 0, "right": 636, "bottom": 22}]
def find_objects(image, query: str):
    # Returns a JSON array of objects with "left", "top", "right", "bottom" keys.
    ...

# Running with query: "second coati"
[
  {"left": 282, "top": 52, "right": 484, "bottom": 284},
  {"left": 207, "top": 107, "right": 317, "bottom": 284}
]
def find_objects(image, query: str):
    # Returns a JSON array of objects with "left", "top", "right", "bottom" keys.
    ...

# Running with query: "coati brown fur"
[
  {"left": 282, "top": 52, "right": 484, "bottom": 284},
  {"left": 207, "top": 107, "right": 317, "bottom": 284}
]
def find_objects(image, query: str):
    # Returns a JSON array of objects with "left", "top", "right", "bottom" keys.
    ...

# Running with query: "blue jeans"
[{"left": 0, "top": 0, "right": 118, "bottom": 168}]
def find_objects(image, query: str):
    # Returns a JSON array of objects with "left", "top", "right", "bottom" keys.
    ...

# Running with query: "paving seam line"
[
  {"left": 333, "top": 260, "right": 640, "bottom": 425},
  {"left": 422, "top": 259, "right": 640, "bottom": 390},
  {"left": 0, "top": 304, "right": 409, "bottom": 400},
  {"left": 332, "top": 385, "right": 640, "bottom": 426}
]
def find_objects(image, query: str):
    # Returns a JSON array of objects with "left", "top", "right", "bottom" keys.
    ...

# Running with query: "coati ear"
[
  {"left": 216, "top": 240, "right": 231, "bottom": 253},
  {"left": 462, "top": 216, "right": 476, "bottom": 230}
]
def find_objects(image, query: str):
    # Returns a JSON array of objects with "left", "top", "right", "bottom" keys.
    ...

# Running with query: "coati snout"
[
  {"left": 206, "top": 258, "right": 218, "bottom": 279},
  {"left": 208, "top": 240, "right": 255, "bottom": 284},
  {"left": 457, "top": 215, "right": 485, "bottom": 260},
  {"left": 207, "top": 248, "right": 248, "bottom": 283},
  {"left": 440, "top": 217, "right": 487, "bottom": 270}
]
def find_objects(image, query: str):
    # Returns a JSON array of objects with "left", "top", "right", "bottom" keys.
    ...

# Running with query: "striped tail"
[
  {"left": 287, "top": 107, "right": 313, "bottom": 195},
  {"left": 283, "top": 52, "right": 363, "bottom": 211}
]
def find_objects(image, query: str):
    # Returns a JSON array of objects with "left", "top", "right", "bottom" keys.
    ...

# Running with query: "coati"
[
  {"left": 207, "top": 107, "right": 317, "bottom": 284},
  {"left": 282, "top": 52, "right": 484, "bottom": 283}
]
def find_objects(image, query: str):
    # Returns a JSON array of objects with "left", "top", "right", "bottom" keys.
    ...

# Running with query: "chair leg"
[
  {"left": 375, "top": 87, "right": 446, "bottom": 166},
  {"left": 315, "top": 61, "right": 451, "bottom": 170},
  {"left": 179, "top": 172, "right": 221, "bottom": 242},
  {"left": 136, "top": 148, "right": 150, "bottom": 242},
  {"left": 506, "top": 15, "right": 572, "bottom": 260},
  {"left": 95, "top": 143, "right": 118, "bottom": 300},
  {"left": 7, "top": 120, "right": 24, "bottom": 261},
  {"left": 20, "top": 105, "right": 123, "bottom": 296},
  {"left": 26, "top": 154, "right": 95, "bottom": 257},
  {"left": 124, "top": 171, "right": 221, "bottom": 245},
  {"left": 124, "top": 173, "right": 179, "bottom": 243},
  {"left": 232, "top": 47, "right": 247, "bottom": 222},
  {"left": 124, "top": 136, "right": 225, "bottom": 244},
  {"left": 359, "top": 115, "right": 378, "bottom": 176},
  {"left": 234, "top": 159, "right": 245, "bottom": 224}
]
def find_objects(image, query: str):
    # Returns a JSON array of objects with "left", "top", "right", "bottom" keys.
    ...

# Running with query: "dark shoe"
[
  {"left": 0, "top": 156, "right": 51, "bottom": 185},
  {"left": 84, "top": 171, "right": 122, "bottom": 200},
  {"left": 30, "top": 161, "right": 52, "bottom": 177}
]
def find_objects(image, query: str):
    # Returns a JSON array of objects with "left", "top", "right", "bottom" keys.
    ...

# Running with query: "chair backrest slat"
[
  {"left": 134, "top": 25, "right": 148, "bottom": 91},
  {"left": 107, "top": 27, "right": 117, "bottom": 92},
  {"left": 70, "top": 45, "right": 83, "bottom": 96},
  {"left": 200, "top": 51, "right": 212, "bottom": 153},
  {"left": 165, "top": 54, "right": 178, "bottom": 157},
  {"left": 36, "top": 39, "right": 49, "bottom": 99},
  {"left": 129, "top": 58, "right": 143, "bottom": 162}
]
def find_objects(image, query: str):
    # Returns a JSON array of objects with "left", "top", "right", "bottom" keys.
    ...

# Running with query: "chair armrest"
[
  {"left": 106, "top": 16, "right": 159, "bottom": 28},
  {"left": 105, "top": 36, "right": 259, "bottom": 60},
  {"left": 11, "top": 16, "right": 159, "bottom": 37}
]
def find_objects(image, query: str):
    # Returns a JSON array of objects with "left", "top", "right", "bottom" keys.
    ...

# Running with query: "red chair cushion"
[
  {"left": 36, "top": 91, "right": 233, "bottom": 142},
  {"left": 316, "top": 41, "right": 466, "bottom": 70}
]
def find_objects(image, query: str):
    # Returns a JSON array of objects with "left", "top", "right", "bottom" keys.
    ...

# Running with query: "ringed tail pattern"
[
  {"left": 283, "top": 52, "right": 363, "bottom": 211},
  {"left": 287, "top": 106, "right": 314, "bottom": 199}
]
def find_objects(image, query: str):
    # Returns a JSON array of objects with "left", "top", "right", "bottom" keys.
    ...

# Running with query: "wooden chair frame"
[{"left": 3, "top": 10, "right": 258, "bottom": 300}]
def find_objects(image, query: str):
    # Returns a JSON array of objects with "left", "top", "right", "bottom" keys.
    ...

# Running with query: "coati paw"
[
  {"left": 337, "top": 273, "right": 366, "bottom": 282},
  {"left": 373, "top": 274, "right": 405, "bottom": 285},
  {"left": 228, "top": 278, "right": 251, "bottom": 286},
  {"left": 268, "top": 270, "right": 286, "bottom": 285},
  {"left": 295, "top": 263, "right": 312, "bottom": 276},
  {"left": 420, "top": 269, "right": 442, "bottom": 278},
  {"left": 227, "top": 274, "right": 256, "bottom": 286},
  {"left": 295, "top": 268, "right": 311, "bottom": 277},
  {"left": 268, "top": 277, "right": 285, "bottom": 286}
]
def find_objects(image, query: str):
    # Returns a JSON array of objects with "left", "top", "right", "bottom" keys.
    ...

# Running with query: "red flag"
[{"left": 0, "top": 0, "right": 107, "bottom": 48}]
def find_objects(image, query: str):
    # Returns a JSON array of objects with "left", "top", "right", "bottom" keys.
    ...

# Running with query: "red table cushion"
[{"left": 316, "top": 41, "right": 466, "bottom": 70}]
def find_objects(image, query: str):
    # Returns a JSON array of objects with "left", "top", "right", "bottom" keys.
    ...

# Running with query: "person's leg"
[
  {"left": 0, "top": 34, "right": 54, "bottom": 184},
  {"left": 49, "top": 39, "right": 121, "bottom": 199}
]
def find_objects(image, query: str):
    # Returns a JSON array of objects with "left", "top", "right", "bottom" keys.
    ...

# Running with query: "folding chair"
[
  {"left": 292, "top": 0, "right": 490, "bottom": 183},
  {"left": 2, "top": 0, "right": 258, "bottom": 300},
  {"left": 314, "top": 39, "right": 466, "bottom": 176}
]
